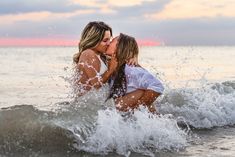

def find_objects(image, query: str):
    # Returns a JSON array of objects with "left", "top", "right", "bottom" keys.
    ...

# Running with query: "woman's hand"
[
  {"left": 108, "top": 54, "right": 118, "bottom": 74},
  {"left": 126, "top": 56, "right": 138, "bottom": 66}
]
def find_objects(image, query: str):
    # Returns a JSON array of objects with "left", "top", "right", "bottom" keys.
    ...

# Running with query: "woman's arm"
[
  {"left": 101, "top": 54, "right": 118, "bottom": 84},
  {"left": 78, "top": 50, "right": 117, "bottom": 89}
]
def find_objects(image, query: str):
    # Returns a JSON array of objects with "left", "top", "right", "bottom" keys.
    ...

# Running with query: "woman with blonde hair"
[
  {"left": 106, "top": 33, "right": 164, "bottom": 113},
  {"left": 73, "top": 21, "right": 118, "bottom": 95}
]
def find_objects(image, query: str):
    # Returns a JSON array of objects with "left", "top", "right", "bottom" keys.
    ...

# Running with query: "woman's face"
[
  {"left": 95, "top": 30, "right": 112, "bottom": 54},
  {"left": 105, "top": 36, "right": 118, "bottom": 56}
]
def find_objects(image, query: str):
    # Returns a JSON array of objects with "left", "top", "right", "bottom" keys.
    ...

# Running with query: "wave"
[
  {"left": 159, "top": 80, "right": 235, "bottom": 128},
  {"left": 0, "top": 105, "right": 82, "bottom": 154},
  {"left": 1, "top": 80, "right": 234, "bottom": 156},
  {"left": 0, "top": 95, "right": 188, "bottom": 156},
  {"left": 78, "top": 108, "right": 187, "bottom": 156}
]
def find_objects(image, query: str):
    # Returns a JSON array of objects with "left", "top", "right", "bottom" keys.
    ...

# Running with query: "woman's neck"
[{"left": 91, "top": 48, "right": 101, "bottom": 55}]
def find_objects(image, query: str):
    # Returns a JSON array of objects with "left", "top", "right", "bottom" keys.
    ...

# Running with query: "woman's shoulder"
[
  {"left": 79, "top": 49, "right": 99, "bottom": 62},
  {"left": 80, "top": 49, "right": 96, "bottom": 57},
  {"left": 125, "top": 64, "right": 146, "bottom": 73},
  {"left": 125, "top": 64, "right": 156, "bottom": 79}
]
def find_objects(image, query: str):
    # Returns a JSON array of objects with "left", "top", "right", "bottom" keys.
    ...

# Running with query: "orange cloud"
[{"left": 145, "top": 0, "right": 235, "bottom": 20}]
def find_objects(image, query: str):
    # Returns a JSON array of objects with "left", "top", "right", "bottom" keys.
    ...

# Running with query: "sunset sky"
[{"left": 0, "top": 0, "right": 234, "bottom": 46}]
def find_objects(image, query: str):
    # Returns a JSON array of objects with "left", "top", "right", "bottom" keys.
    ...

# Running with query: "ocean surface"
[{"left": 0, "top": 46, "right": 235, "bottom": 157}]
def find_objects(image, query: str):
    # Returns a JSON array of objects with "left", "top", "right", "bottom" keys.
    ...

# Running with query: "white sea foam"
[
  {"left": 159, "top": 81, "right": 235, "bottom": 128},
  {"left": 78, "top": 108, "right": 188, "bottom": 156}
]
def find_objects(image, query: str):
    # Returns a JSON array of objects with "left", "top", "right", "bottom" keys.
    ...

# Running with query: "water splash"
[
  {"left": 159, "top": 81, "right": 235, "bottom": 128},
  {"left": 78, "top": 108, "right": 188, "bottom": 157}
]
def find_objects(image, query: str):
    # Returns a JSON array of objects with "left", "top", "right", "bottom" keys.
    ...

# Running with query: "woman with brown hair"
[{"left": 106, "top": 33, "right": 164, "bottom": 113}]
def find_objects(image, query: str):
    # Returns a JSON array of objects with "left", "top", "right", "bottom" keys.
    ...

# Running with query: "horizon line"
[{"left": 0, "top": 37, "right": 163, "bottom": 47}]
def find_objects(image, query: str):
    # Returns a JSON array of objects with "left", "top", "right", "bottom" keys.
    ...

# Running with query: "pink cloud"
[
  {"left": 0, "top": 38, "right": 162, "bottom": 47},
  {"left": 137, "top": 39, "right": 162, "bottom": 46},
  {"left": 0, "top": 37, "right": 77, "bottom": 47}
]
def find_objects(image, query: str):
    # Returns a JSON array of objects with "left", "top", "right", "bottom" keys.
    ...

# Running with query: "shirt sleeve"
[{"left": 125, "top": 65, "right": 164, "bottom": 94}]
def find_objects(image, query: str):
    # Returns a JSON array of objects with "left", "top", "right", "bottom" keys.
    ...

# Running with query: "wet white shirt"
[{"left": 125, "top": 65, "right": 164, "bottom": 94}]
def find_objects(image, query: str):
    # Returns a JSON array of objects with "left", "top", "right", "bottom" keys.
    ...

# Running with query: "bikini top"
[{"left": 96, "top": 54, "right": 108, "bottom": 75}]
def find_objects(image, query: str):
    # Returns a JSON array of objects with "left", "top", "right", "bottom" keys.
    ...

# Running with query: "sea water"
[{"left": 0, "top": 46, "right": 234, "bottom": 157}]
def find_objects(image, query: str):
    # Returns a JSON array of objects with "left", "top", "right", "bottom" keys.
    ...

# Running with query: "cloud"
[
  {"left": 110, "top": 0, "right": 169, "bottom": 19},
  {"left": 152, "top": 17, "right": 235, "bottom": 45},
  {"left": 71, "top": 0, "right": 156, "bottom": 7},
  {"left": 0, "top": 0, "right": 234, "bottom": 45},
  {"left": 145, "top": 0, "right": 235, "bottom": 20},
  {"left": 68, "top": 0, "right": 158, "bottom": 14},
  {"left": 109, "top": 17, "right": 235, "bottom": 45},
  {"left": 0, "top": 0, "right": 163, "bottom": 24},
  {"left": 0, "top": 0, "right": 83, "bottom": 14},
  {"left": 0, "top": 9, "right": 95, "bottom": 24}
]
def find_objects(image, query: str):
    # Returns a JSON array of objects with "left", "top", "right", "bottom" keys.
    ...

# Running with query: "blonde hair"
[{"left": 73, "top": 21, "right": 112, "bottom": 63}]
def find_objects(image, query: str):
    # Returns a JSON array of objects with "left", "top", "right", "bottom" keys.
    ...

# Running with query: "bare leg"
[
  {"left": 115, "top": 89, "right": 161, "bottom": 114},
  {"left": 137, "top": 90, "right": 161, "bottom": 114}
]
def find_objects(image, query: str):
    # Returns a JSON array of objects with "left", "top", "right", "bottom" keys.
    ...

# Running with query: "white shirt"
[{"left": 125, "top": 65, "right": 164, "bottom": 94}]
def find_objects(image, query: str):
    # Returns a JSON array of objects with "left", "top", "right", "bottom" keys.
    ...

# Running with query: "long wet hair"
[
  {"left": 73, "top": 21, "right": 112, "bottom": 64},
  {"left": 108, "top": 33, "right": 139, "bottom": 99}
]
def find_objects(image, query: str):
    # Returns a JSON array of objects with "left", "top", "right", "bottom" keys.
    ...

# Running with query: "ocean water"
[{"left": 0, "top": 46, "right": 234, "bottom": 157}]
